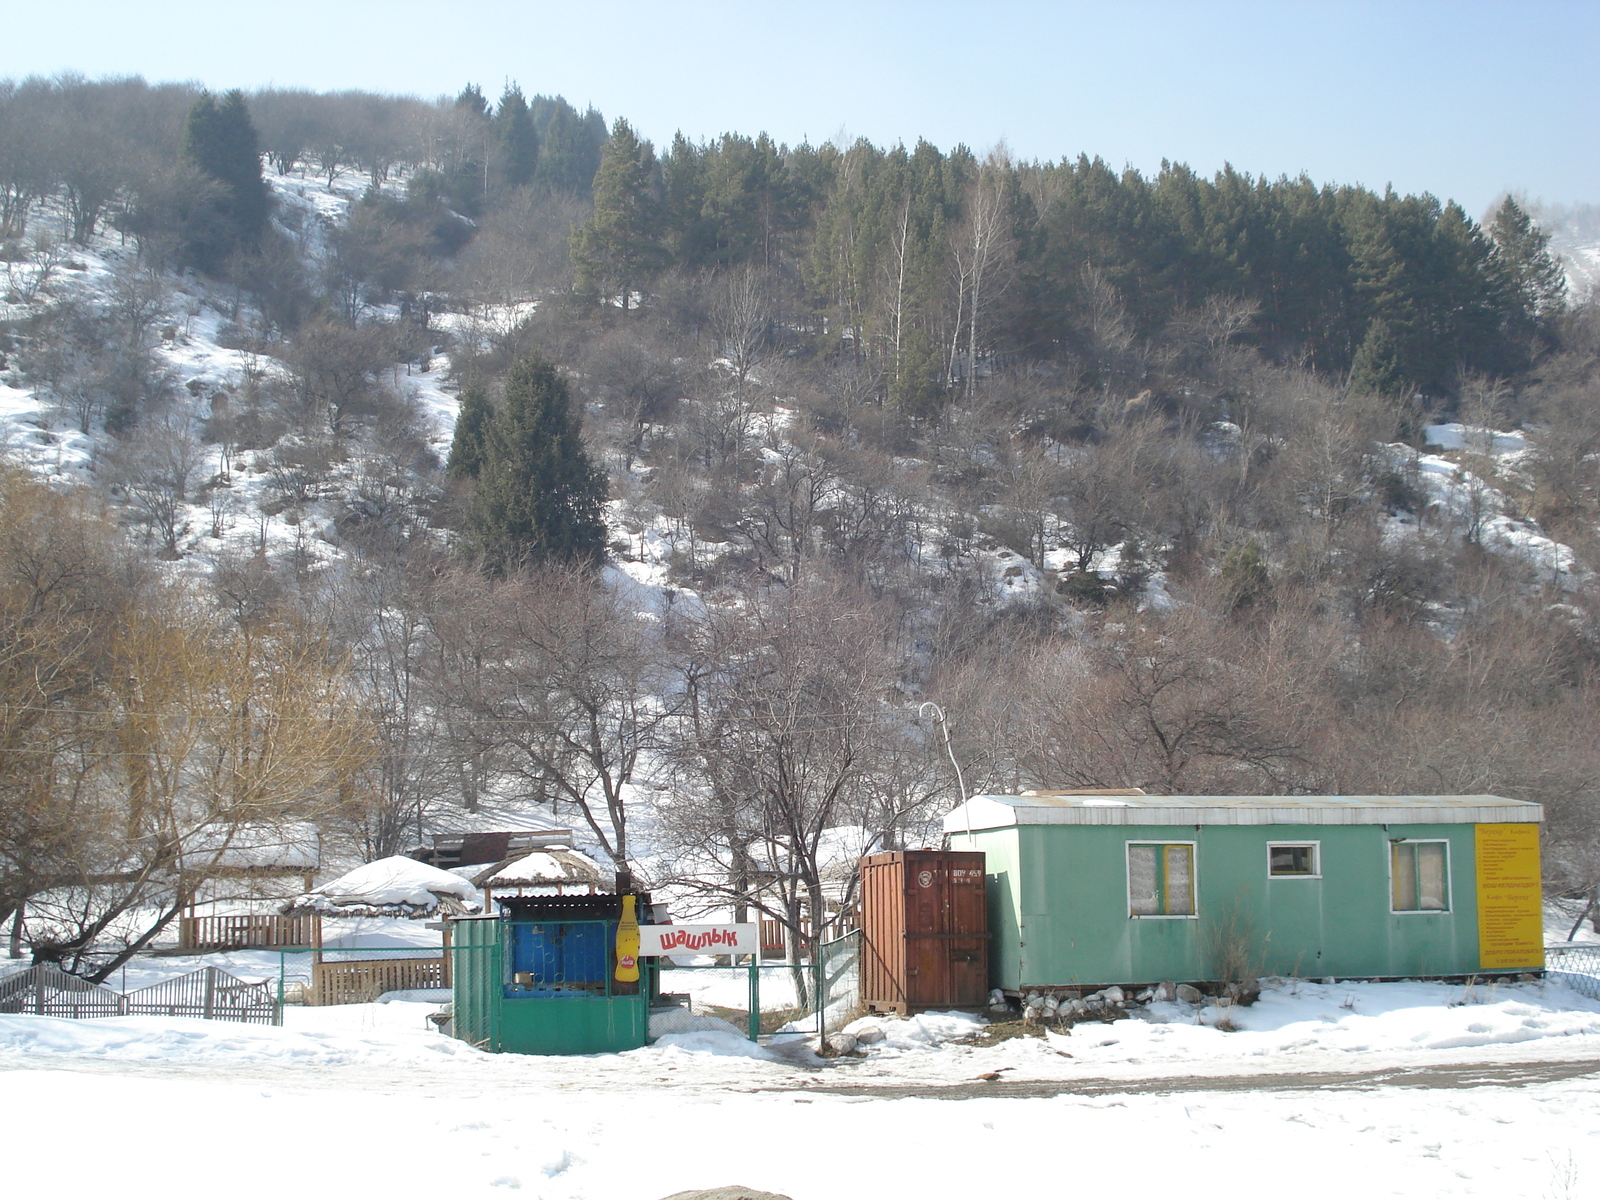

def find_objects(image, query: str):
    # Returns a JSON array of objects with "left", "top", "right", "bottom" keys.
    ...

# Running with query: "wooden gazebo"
[{"left": 472, "top": 846, "right": 614, "bottom": 908}]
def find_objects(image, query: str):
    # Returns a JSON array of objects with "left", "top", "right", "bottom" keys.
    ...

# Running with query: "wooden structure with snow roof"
[
  {"left": 471, "top": 845, "right": 613, "bottom": 906},
  {"left": 177, "top": 822, "right": 324, "bottom": 951},
  {"left": 278, "top": 856, "right": 482, "bottom": 1004},
  {"left": 411, "top": 829, "right": 579, "bottom": 871}
]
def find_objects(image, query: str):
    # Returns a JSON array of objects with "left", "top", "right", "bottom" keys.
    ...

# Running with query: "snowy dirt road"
[
  {"left": 790, "top": 1054, "right": 1600, "bottom": 1100},
  {"left": 13, "top": 1035, "right": 1600, "bottom": 1098},
  {"left": 8, "top": 978, "right": 1600, "bottom": 1199},
  {"left": 8, "top": 1051, "right": 1600, "bottom": 1200}
]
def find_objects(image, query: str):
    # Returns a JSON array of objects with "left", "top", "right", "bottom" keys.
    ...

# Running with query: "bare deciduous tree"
[
  {"left": 432, "top": 566, "right": 673, "bottom": 873},
  {"left": 108, "top": 411, "right": 204, "bottom": 558},
  {"left": 662, "top": 575, "right": 944, "bottom": 972},
  {"left": 948, "top": 147, "right": 1016, "bottom": 396},
  {"left": 1009, "top": 603, "right": 1331, "bottom": 795},
  {"left": 0, "top": 469, "right": 374, "bottom": 979}
]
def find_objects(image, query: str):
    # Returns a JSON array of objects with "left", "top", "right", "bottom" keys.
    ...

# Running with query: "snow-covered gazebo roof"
[
  {"left": 282, "top": 855, "right": 483, "bottom": 919},
  {"left": 472, "top": 847, "right": 613, "bottom": 895},
  {"left": 179, "top": 822, "right": 321, "bottom": 874}
]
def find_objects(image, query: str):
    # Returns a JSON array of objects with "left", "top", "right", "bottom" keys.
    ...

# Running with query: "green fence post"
[
  {"left": 748, "top": 955, "right": 759, "bottom": 1043},
  {"left": 816, "top": 957, "right": 825, "bottom": 1040},
  {"left": 641, "top": 959, "right": 653, "bottom": 1040}
]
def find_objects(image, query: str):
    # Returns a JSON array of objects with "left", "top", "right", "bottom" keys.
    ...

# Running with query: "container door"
[
  {"left": 946, "top": 938, "right": 988, "bottom": 1006},
  {"left": 859, "top": 854, "right": 907, "bottom": 1010},
  {"left": 900, "top": 853, "right": 989, "bottom": 1009},
  {"left": 903, "top": 856, "right": 947, "bottom": 1007},
  {"left": 947, "top": 858, "right": 989, "bottom": 1005}
]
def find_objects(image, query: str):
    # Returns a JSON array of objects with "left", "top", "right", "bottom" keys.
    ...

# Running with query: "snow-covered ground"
[
  {"left": 4, "top": 975, "right": 1600, "bottom": 1198},
  {"left": 1380, "top": 423, "right": 1588, "bottom": 591},
  {"left": 0, "top": 171, "right": 465, "bottom": 585}
]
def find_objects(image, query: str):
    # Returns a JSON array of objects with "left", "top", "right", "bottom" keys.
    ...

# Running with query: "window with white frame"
[
  {"left": 1390, "top": 840, "right": 1449, "bottom": 912},
  {"left": 1268, "top": 842, "right": 1319, "bottom": 878},
  {"left": 1128, "top": 843, "right": 1196, "bottom": 917}
]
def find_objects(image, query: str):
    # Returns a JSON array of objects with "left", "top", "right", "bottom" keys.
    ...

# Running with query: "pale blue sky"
[{"left": 6, "top": 1, "right": 1596, "bottom": 217}]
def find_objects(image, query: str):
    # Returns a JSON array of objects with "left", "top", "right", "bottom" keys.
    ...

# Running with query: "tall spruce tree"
[
  {"left": 494, "top": 85, "right": 539, "bottom": 189},
  {"left": 1490, "top": 197, "right": 1566, "bottom": 330},
  {"left": 455, "top": 83, "right": 488, "bottom": 118},
  {"left": 180, "top": 90, "right": 270, "bottom": 270},
  {"left": 569, "top": 119, "right": 665, "bottom": 311},
  {"left": 1348, "top": 316, "right": 1408, "bottom": 398},
  {"left": 446, "top": 385, "right": 493, "bottom": 479},
  {"left": 532, "top": 99, "right": 603, "bottom": 197},
  {"left": 468, "top": 353, "right": 607, "bottom": 571}
]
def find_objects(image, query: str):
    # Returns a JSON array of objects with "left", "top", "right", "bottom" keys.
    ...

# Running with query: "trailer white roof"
[{"left": 943, "top": 792, "right": 1542, "bottom": 832}]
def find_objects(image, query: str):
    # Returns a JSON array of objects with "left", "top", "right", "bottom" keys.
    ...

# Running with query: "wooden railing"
[
  {"left": 179, "top": 914, "right": 321, "bottom": 951},
  {"left": 309, "top": 955, "right": 449, "bottom": 1006},
  {"left": 760, "top": 918, "right": 814, "bottom": 959}
]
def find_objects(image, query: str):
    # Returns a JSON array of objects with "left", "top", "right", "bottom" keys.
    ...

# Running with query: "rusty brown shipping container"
[{"left": 859, "top": 850, "right": 988, "bottom": 1014}]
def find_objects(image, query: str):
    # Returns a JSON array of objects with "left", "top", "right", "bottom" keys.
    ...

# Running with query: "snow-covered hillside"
[
  {"left": 0, "top": 169, "right": 465, "bottom": 580},
  {"left": 1533, "top": 200, "right": 1600, "bottom": 302},
  {"left": 3, "top": 153, "right": 1599, "bottom": 932}
]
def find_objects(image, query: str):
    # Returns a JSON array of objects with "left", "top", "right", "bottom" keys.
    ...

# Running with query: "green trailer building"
[
  {"left": 944, "top": 791, "right": 1544, "bottom": 993},
  {"left": 449, "top": 895, "right": 650, "bottom": 1055}
]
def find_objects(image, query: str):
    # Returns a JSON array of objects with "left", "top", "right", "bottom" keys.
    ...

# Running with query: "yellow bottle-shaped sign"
[{"left": 615, "top": 893, "right": 640, "bottom": 983}]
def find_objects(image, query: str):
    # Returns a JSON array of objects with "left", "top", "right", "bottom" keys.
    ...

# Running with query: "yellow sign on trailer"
[{"left": 1475, "top": 823, "right": 1544, "bottom": 971}]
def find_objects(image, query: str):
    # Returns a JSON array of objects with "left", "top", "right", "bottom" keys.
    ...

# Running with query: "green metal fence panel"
[{"left": 450, "top": 917, "right": 501, "bottom": 1052}]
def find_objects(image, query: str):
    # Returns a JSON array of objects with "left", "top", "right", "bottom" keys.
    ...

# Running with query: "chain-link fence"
[
  {"left": 815, "top": 928, "right": 862, "bottom": 1032},
  {"left": 648, "top": 930, "right": 862, "bottom": 1041},
  {"left": 760, "top": 930, "right": 861, "bottom": 1038},
  {"left": 1545, "top": 944, "right": 1600, "bottom": 1000}
]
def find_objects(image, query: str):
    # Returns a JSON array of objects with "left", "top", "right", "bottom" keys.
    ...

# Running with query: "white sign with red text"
[{"left": 638, "top": 924, "right": 758, "bottom": 956}]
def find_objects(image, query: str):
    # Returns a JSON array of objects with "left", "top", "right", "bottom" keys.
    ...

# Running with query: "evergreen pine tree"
[
  {"left": 445, "top": 84, "right": 492, "bottom": 215},
  {"left": 889, "top": 328, "right": 946, "bottom": 422},
  {"left": 1490, "top": 197, "right": 1566, "bottom": 328},
  {"left": 469, "top": 354, "right": 608, "bottom": 571},
  {"left": 569, "top": 119, "right": 665, "bottom": 311},
  {"left": 446, "top": 385, "right": 493, "bottom": 479},
  {"left": 180, "top": 90, "right": 271, "bottom": 270},
  {"left": 1349, "top": 317, "right": 1408, "bottom": 397},
  {"left": 662, "top": 132, "right": 712, "bottom": 265},
  {"left": 494, "top": 85, "right": 539, "bottom": 189},
  {"left": 1219, "top": 539, "right": 1271, "bottom": 610},
  {"left": 455, "top": 84, "right": 488, "bottom": 118},
  {"left": 532, "top": 100, "right": 600, "bottom": 197}
]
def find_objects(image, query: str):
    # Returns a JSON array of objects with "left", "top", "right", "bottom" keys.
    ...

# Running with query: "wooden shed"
[
  {"left": 945, "top": 792, "right": 1545, "bottom": 994},
  {"left": 282, "top": 855, "right": 481, "bottom": 920},
  {"left": 279, "top": 856, "right": 476, "bottom": 1004}
]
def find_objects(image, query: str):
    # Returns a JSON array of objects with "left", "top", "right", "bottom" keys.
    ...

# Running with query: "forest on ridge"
[{"left": 1, "top": 74, "right": 1599, "bottom": 971}]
